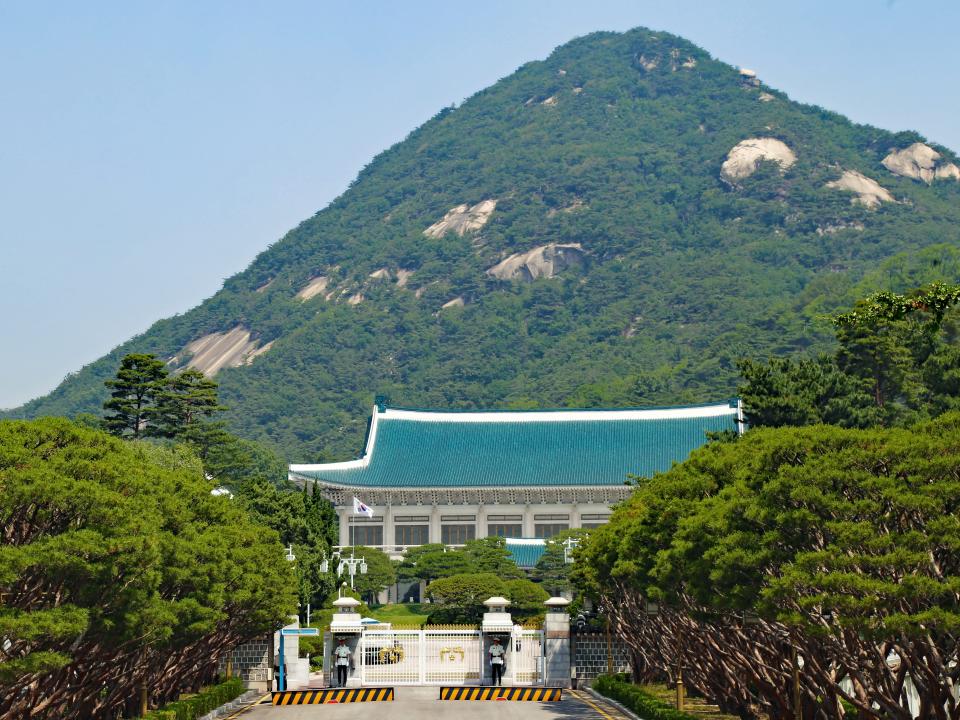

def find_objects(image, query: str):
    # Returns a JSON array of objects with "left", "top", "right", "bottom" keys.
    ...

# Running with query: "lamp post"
[
  {"left": 337, "top": 552, "right": 368, "bottom": 589},
  {"left": 278, "top": 545, "right": 297, "bottom": 691},
  {"left": 563, "top": 537, "right": 580, "bottom": 564}
]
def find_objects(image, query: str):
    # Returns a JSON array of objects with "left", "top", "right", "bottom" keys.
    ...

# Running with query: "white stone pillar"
[
  {"left": 383, "top": 503, "right": 395, "bottom": 552},
  {"left": 338, "top": 508, "right": 350, "bottom": 547},
  {"left": 523, "top": 504, "right": 535, "bottom": 537},
  {"left": 430, "top": 503, "right": 441, "bottom": 544}
]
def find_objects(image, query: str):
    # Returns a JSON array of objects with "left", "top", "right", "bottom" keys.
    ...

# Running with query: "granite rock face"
[
  {"left": 487, "top": 243, "right": 584, "bottom": 281},
  {"left": 882, "top": 143, "right": 960, "bottom": 184},
  {"left": 720, "top": 138, "right": 796, "bottom": 183},
  {"left": 826, "top": 170, "right": 894, "bottom": 208},
  {"left": 424, "top": 200, "right": 497, "bottom": 238}
]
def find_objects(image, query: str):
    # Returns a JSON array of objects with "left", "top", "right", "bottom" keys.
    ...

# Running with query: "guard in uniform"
[
  {"left": 489, "top": 637, "right": 506, "bottom": 686},
  {"left": 333, "top": 638, "right": 351, "bottom": 687}
]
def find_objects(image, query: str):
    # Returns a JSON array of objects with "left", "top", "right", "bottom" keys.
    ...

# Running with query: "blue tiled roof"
[
  {"left": 290, "top": 402, "right": 739, "bottom": 488},
  {"left": 506, "top": 540, "right": 547, "bottom": 569}
]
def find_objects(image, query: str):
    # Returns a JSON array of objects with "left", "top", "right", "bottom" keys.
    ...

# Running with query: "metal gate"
[{"left": 359, "top": 627, "right": 541, "bottom": 686}]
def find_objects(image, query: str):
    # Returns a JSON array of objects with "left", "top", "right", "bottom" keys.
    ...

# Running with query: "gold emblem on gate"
[
  {"left": 439, "top": 646, "right": 465, "bottom": 662},
  {"left": 377, "top": 645, "right": 405, "bottom": 664}
]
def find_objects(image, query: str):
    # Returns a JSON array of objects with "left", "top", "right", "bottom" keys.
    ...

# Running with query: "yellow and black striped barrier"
[
  {"left": 439, "top": 686, "right": 562, "bottom": 701},
  {"left": 271, "top": 687, "right": 394, "bottom": 705}
]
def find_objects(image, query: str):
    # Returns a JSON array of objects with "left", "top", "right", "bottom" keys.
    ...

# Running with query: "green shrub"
[
  {"left": 143, "top": 677, "right": 246, "bottom": 720},
  {"left": 593, "top": 674, "right": 700, "bottom": 720}
]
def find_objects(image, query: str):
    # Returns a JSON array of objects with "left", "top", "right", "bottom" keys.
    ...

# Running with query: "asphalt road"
[{"left": 229, "top": 687, "right": 631, "bottom": 720}]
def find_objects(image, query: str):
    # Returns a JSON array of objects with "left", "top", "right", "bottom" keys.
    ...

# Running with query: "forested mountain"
[{"left": 8, "top": 27, "right": 960, "bottom": 460}]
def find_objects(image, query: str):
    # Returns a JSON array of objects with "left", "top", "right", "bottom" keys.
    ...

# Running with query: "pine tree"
[
  {"left": 152, "top": 368, "right": 224, "bottom": 438},
  {"left": 102, "top": 354, "right": 168, "bottom": 438}
]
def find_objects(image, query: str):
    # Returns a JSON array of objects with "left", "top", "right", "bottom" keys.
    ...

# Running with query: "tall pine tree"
[{"left": 102, "top": 354, "right": 168, "bottom": 438}]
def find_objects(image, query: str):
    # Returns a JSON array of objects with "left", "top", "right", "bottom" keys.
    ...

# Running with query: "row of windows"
[{"left": 348, "top": 521, "right": 607, "bottom": 546}]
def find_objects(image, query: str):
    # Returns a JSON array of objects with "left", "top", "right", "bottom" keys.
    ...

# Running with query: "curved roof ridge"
[
  {"left": 384, "top": 399, "right": 737, "bottom": 414},
  {"left": 382, "top": 400, "right": 737, "bottom": 424}
]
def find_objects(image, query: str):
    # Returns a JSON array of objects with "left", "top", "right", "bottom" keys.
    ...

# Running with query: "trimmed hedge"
[
  {"left": 593, "top": 674, "right": 700, "bottom": 720},
  {"left": 144, "top": 677, "right": 246, "bottom": 720}
]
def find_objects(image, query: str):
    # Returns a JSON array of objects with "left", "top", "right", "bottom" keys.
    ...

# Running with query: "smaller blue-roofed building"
[{"left": 289, "top": 399, "right": 742, "bottom": 553}]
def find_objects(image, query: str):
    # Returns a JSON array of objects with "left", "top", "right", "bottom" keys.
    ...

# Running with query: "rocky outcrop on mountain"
[
  {"left": 295, "top": 276, "right": 329, "bottom": 301},
  {"left": 369, "top": 268, "right": 391, "bottom": 281},
  {"left": 826, "top": 170, "right": 894, "bottom": 208},
  {"left": 176, "top": 327, "right": 266, "bottom": 376},
  {"left": 487, "top": 243, "right": 584, "bottom": 281},
  {"left": 882, "top": 143, "right": 960, "bottom": 184},
  {"left": 424, "top": 200, "right": 497, "bottom": 238},
  {"left": 441, "top": 297, "right": 465, "bottom": 309},
  {"left": 720, "top": 138, "right": 796, "bottom": 183},
  {"left": 395, "top": 269, "right": 413, "bottom": 287}
]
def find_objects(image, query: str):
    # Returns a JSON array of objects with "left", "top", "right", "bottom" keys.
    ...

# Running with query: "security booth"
[
  {"left": 324, "top": 597, "right": 363, "bottom": 687},
  {"left": 481, "top": 597, "right": 513, "bottom": 685}
]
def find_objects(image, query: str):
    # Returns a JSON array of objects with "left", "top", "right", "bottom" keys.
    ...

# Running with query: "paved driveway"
[{"left": 229, "top": 687, "right": 630, "bottom": 720}]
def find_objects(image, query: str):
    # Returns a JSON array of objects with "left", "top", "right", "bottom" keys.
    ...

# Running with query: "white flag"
[{"left": 353, "top": 496, "right": 374, "bottom": 518}]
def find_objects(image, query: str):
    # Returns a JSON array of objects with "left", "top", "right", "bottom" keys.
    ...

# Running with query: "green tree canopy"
[
  {"left": 102, "top": 353, "right": 168, "bottom": 438},
  {"left": 575, "top": 415, "right": 960, "bottom": 719},
  {"left": 741, "top": 282, "right": 960, "bottom": 430},
  {"left": 337, "top": 546, "right": 396, "bottom": 604},
  {"left": 0, "top": 417, "right": 296, "bottom": 719}
]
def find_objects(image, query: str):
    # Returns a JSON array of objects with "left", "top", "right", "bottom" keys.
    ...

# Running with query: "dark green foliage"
[
  {"left": 152, "top": 368, "right": 225, "bottom": 438},
  {"left": 0, "top": 418, "right": 296, "bottom": 719},
  {"left": 335, "top": 546, "right": 397, "bottom": 603},
  {"left": 740, "top": 283, "right": 960, "bottom": 429},
  {"left": 102, "top": 353, "right": 167, "bottom": 438},
  {"left": 425, "top": 573, "right": 505, "bottom": 624},
  {"left": 9, "top": 28, "right": 960, "bottom": 461},
  {"left": 593, "top": 675, "right": 701, "bottom": 720},
  {"left": 143, "top": 677, "right": 246, "bottom": 720},
  {"left": 237, "top": 481, "right": 338, "bottom": 611},
  {"left": 576, "top": 417, "right": 960, "bottom": 718},
  {"left": 531, "top": 529, "right": 591, "bottom": 595}
]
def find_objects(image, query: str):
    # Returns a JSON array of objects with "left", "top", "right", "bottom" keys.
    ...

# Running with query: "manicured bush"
[
  {"left": 593, "top": 674, "right": 700, "bottom": 720},
  {"left": 143, "top": 677, "right": 246, "bottom": 720}
]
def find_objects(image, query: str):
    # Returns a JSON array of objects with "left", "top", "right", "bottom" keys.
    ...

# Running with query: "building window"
[
  {"left": 487, "top": 524, "right": 523, "bottom": 538},
  {"left": 580, "top": 514, "right": 610, "bottom": 529},
  {"left": 581, "top": 523, "right": 606, "bottom": 529},
  {"left": 534, "top": 523, "right": 569, "bottom": 539},
  {"left": 487, "top": 514, "right": 522, "bottom": 522},
  {"left": 395, "top": 525, "right": 429, "bottom": 546},
  {"left": 441, "top": 514, "right": 476, "bottom": 522},
  {"left": 349, "top": 525, "right": 383, "bottom": 546},
  {"left": 441, "top": 524, "right": 476, "bottom": 545},
  {"left": 534, "top": 513, "right": 570, "bottom": 521}
]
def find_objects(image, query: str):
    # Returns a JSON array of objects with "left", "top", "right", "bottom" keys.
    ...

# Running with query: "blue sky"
[{"left": 1, "top": 0, "right": 958, "bottom": 409}]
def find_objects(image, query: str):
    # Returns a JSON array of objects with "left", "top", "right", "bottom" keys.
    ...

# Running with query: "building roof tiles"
[{"left": 290, "top": 401, "right": 740, "bottom": 488}]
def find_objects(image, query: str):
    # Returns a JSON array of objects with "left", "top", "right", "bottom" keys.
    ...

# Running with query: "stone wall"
[
  {"left": 217, "top": 637, "right": 272, "bottom": 692},
  {"left": 570, "top": 631, "right": 631, "bottom": 687}
]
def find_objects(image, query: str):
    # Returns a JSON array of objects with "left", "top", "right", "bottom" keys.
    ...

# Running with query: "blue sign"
[{"left": 281, "top": 627, "right": 320, "bottom": 636}]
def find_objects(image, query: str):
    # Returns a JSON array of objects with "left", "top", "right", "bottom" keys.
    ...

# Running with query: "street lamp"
[
  {"left": 338, "top": 551, "right": 367, "bottom": 589},
  {"left": 563, "top": 537, "right": 580, "bottom": 564},
  {"left": 322, "top": 550, "right": 367, "bottom": 589}
]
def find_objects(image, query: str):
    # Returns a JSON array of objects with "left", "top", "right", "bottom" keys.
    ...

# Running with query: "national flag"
[{"left": 352, "top": 496, "right": 374, "bottom": 518}]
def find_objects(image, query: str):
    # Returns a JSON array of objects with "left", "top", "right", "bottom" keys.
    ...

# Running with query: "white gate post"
[{"left": 418, "top": 630, "right": 426, "bottom": 684}]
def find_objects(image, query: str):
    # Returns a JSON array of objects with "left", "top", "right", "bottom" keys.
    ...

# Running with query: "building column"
[
  {"left": 383, "top": 503, "right": 394, "bottom": 552},
  {"left": 522, "top": 504, "right": 535, "bottom": 538},
  {"left": 338, "top": 508, "right": 350, "bottom": 547},
  {"left": 477, "top": 503, "right": 486, "bottom": 540},
  {"left": 571, "top": 503, "right": 580, "bottom": 530},
  {"left": 430, "top": 504, "right": 441, "bottom": 544}
]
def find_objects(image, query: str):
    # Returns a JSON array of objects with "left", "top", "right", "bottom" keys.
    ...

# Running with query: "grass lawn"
[
  {"left": 640, "top": 683, "right": 742, "bottom": 719},
  {"left": 367, "top": 603, "right": 430, "bottom": 626}
]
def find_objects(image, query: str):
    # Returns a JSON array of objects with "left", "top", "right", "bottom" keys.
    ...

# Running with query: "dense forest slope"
[{"left": 9, "top": 28, "right": 960, "bottom": 460}]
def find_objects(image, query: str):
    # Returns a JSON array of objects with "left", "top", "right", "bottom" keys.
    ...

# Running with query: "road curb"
[{"left": 583, "top": 686, "right": 648, "bottom": 720}]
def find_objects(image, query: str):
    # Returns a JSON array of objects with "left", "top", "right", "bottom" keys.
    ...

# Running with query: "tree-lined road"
[{"left": 233, "top": 687, "right": 629, "bottom": 720}]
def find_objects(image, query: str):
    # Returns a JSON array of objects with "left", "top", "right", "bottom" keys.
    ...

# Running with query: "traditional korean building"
[{"left": 289, "top": 399, "right": 742, "bottom": 553}]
